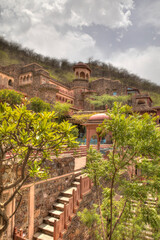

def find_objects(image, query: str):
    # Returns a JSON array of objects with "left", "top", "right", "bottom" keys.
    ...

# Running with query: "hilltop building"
[{"left": 0, "top": 62, "right": 160, "bottom": 119}]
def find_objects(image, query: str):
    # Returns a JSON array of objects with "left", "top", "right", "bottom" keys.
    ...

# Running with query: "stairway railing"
[
  {"left": 13, "top": 227, "right": 26, "bottom": 240},
  {"left": 54, "top": 176, "right": 92, "bottom": 240}
]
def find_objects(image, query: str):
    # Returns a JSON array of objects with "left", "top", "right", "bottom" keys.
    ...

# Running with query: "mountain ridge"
[{"left": 0, "top": 36, "right": 160, "bottom": 106}]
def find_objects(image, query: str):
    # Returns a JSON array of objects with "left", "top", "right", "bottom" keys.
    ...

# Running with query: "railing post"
[
  {"left": 80, "top": 176, "right": 83, "bottom": 199},
  {"left": 64, "top": 203, "right": 67, "bottom": 229},
  {"left": 13, "top": 227, "right": 18, "bottom": 240},
  {"left": 89, "top": 178, "right": 92, "bottom": 189},
  {"left": 28, "top": 184, "right": 34, "bottom": 239},
  {"left": 54, "top": 220, "right": 57, "bottom": 240},
  {"left": 69, "top": 197, "right": 73, "bottom": 221},
  {"left": 59, "top": 212, "right": 64, "bottom": 237},
  {"left": 73, "top": 189, "right": 75, "bottom": 213}
]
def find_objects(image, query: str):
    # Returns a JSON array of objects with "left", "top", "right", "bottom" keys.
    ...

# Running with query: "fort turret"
[{"left": 72, "top": 62, "right": 91, "bottom": 109}]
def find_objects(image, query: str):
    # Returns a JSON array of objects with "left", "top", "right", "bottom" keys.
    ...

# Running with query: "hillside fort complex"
[
  {"left": 0, "top": 62, "right": 159, "bottom": 240},
  {"left": 0, "top": 62, "right": 160, "bottom": 118}
]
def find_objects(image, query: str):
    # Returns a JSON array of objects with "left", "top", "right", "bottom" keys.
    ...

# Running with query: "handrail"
[
  {"left": 53, "top": 175, "right": 92, "bottom": 240},
  {"left": 14, "top": 175, "right": 92, "bottom": 240}
]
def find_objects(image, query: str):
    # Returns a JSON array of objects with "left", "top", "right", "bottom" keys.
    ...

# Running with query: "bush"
[{"left": 29, "top": 97, "right": 51, "bottom": 112}]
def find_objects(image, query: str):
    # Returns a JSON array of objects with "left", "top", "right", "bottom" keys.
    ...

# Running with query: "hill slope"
[{"left": 0, "top": 36, "right": 160, "bottom": 105}]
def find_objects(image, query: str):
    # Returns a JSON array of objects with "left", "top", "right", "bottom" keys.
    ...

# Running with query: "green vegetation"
[
  {"left": 53, "top": 101, "right": 71, "bottom": 123},
  {"left": 88, "top": 94, "right": 130, "bottom": 109},
  {"left": 0, "top": 89, "right": 23, "bottom": 107},
  {"left": 71, "top": 112, "right": 99, "bottom": 124},
  {"left": 148, "top": 91, "right": 160, "bottom": 106},
  {"left": 0, "top": 50, "right": 20, "bottom": 65},
  {"left": 79, "top": 103, "right": 160, "bottom": 240},
  {"left": 29, "top": 97, "right": 51, "bottom": 113},
  {"left": 0, "top": 103, "right": 77, "bottom": 236}
]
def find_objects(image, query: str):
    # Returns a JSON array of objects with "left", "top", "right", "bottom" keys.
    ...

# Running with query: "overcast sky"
[{"left": 0, "top": 0, "right": 160, "bottom": 85}]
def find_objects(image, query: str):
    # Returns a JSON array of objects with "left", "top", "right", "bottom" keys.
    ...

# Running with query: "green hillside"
[{"left": 0, "top": 36, "right": 160, "bottom": 105}]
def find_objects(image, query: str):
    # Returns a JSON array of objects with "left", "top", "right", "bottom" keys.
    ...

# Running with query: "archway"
[
  {"left": 80, "top": 71, "right": 85, "bottom": 79},
  {"left": 76, "top": 72, "right": 79, "bottom": 78},
  {"left": 84, "top": 113, "right": 110, "bottom": 150},
  {"left": 86, "top": 73, "right": 89, "bottom": 80},
  {"left": 8, "top": 79, "right": 13, "bottom": 86}
]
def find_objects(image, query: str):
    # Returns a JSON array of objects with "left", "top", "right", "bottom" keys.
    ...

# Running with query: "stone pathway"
[{"left": 74, "top": 156, "right": 86, "bottom": 170}]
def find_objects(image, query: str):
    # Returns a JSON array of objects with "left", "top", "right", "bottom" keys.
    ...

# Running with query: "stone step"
[
  {"left": 44, "top": 216, "right": 59, "bottom": 226},
  {"left": 57, "top": 196, "right": 70, "bottom": 204},
  {"left": 75, "top": 174, "right": 87, "bottom": 182},
  {"left": 49, "top": 209, "right": 63, "bottom": 218},
  {"left": 38, "top": 224, "right": 54, "bottom": 236},
  {"left": 143, "top": 230, "right": 153, "bottom": 236},
  {"left": 145, "top": 201, "right": 156, "bottom": 205},
  {"left": 72, "top": 181, "right": 80, "bottom": 187},
  {"left": 144, "top": 224, "right": 152, "bottom": 231},
  {"left": 144, "top": 236, "right": 154, "bottom": 240},
  {"left": 33, "top": 232, "right": 53, "bottom": 240},
  {"left": 74, "top": 170, "right": 82, "bottom": 177},
  {"left": 61, "top": 187, "right": 77, "bottom": 197},
  {"left": 53, "top": 202, "right": 65, "bottom": 211}
]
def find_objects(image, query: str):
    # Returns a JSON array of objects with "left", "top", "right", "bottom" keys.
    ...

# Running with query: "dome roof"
[
  {"left": 89, "top": 113, "right": 109, "bottom": 121},
  {"left": 73, "top": 62, "right": 91, "bottom": 72}
]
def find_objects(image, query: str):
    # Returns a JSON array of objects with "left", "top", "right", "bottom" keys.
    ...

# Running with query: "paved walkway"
[{"left": 74, "top": 156, "right": 86, "bottom": 170}]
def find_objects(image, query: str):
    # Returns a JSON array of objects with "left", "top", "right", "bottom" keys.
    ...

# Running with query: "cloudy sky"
[{"left": 0, "top": 0, "right": 160, "bottom": 85}]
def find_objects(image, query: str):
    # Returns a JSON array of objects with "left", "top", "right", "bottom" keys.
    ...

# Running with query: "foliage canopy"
[
  {"left": 0, "top": 89, "right": 23, "bottom": 107},
  {"left": 88, "top": 94, "right": 130, "bottom": 109},
  {"left": 29, "top": 97, "right": 51, "bottom": 112},
  {"left": 0, "top": 103, "right": 77, "bottom": 236},
  {"left": 79, "top": 103, "right": 160, "bottom": 240},
  {"left": 53, "top": 101, "right": 71, "bottom": 123}
]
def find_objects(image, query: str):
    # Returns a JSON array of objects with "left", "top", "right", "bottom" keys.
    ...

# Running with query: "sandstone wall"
[
  {"left": 90, "top": 78, "right": 125, "bottom": 96},
  {"left": 2, "top": 155, "right": 75, "bottom": 240}
]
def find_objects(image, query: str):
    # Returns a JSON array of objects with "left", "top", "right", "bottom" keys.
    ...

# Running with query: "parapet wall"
[{"left": 2, "top": 154, "right": 75, "bottom": 240}]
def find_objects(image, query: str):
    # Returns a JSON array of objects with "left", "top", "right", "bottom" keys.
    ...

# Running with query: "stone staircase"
[
  {"left": 127, "top": 195, "right": 158, "bottom": 240},
  {"left": 33, "top": 173, "right": 92, "bottom": 240}
]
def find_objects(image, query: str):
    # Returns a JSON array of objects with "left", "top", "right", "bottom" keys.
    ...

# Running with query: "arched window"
[
  {"left": 27, "top": 75, "right": 30, "bottom": 81},
  {"left": 8, "top": 79, "right": 13, "bottom": 86},
  {"left": 113, "top": 89, "right": 117, "bottom": 96},
  {"left": 86, "top": 73, "right": 89, "bottom": 79},
  {"left": 80, "top": 71, "right": 85, "bottom": 79},
  {"left": 137, "top": 99, "right": 145, "bottom": 105},
  {"left": 23, "top": 76, "right": 26, "bottom": 82},
  {"left": 76, "top": 72, "right": 79, "bottom": 78}
]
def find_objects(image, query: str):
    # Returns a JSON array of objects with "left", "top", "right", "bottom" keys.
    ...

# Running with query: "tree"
[
  {"left": 88, "top": 94, "right": 130, "bottom": 109},
  {"left": 53, "top": 101, "right": 71, "bottom": 123},
  {"left": 79, "top": 103, "right": 160, "bottom": 240},
  {"left": 29, "top": 97, "right": 51, "bottom": 112},
  {"left": 0, "top": 103, "right": 77, "bottom": 237},
  {"left": 0, "top": 89, "right": 23, "bottom": 108}
]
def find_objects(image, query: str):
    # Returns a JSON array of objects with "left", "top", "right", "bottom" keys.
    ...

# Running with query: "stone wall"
[
  {"left": 33, "top": 174, "right": 75, "bottom": 233},
  {"left": 2, "top": 154, "right": 75, "bottom": 239},
  {"left": 90, "top": 78, "right": 125, "bottom": 96},
  {"left": 45, "top": 154, "right": 75, "bottom": 177},
  {"left": 13, "top": 173, "right": 75, "bottom": 238},
  {"left": 72, "top": 79, "right": 89, "bottom": 89}
]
